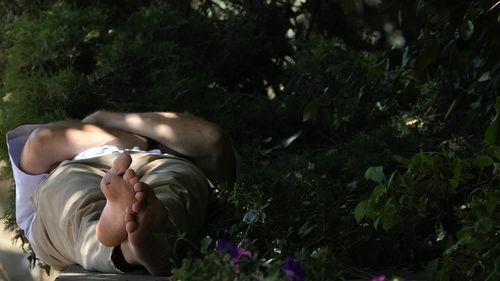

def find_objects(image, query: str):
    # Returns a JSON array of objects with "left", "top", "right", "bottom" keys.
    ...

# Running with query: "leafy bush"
[
  {"left": 356, "top": 99, "right": 500, "bottom": 279},
  {"left": 0, "top": 0, "right": 499, "bottom": 280}
]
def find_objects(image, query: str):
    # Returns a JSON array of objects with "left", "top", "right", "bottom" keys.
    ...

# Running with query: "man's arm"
[
  {"left": 82, "top": 111, "right": 236, "bottom": 186},
  {"left": 20, "top": 120, "right": 148, "bottom": 175}
]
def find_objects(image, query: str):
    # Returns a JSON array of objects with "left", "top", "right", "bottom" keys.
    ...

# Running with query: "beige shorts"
[{"left": 30, "top": 152, "right": 209, "bottom": 272}]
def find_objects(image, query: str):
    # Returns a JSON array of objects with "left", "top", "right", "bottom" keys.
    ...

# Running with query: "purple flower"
[
  {"left": 237, "top": 247, "right": 252, "bottom": 260},
  {"left": 283, "top": 257, "right": 306, "bottom": 281},
  {"left": 216, "top": 239, "right": 253, "bottom": 273},
  {"left": 216, "top": 239, "right": 239, "bottom": 259},
  {"left": 372, "top": 275, "right": 386, "bottom": 281}
]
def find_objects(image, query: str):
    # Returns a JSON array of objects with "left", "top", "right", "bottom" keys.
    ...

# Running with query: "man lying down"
[{"left": 6, "top": 111, "right": 237, "bottom": 275}]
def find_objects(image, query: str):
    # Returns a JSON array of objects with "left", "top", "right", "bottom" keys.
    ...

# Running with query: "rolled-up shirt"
[{"left": 6, "top": 124, "right": 48, "bottom": 250}]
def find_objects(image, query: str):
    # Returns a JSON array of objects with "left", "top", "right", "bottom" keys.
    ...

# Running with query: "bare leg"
[
  {"left": 120, "top": 181, "right": 173, "bottom": 275},
  {"left": 96, "top": 153, "right": 138, "bottom": 247}
]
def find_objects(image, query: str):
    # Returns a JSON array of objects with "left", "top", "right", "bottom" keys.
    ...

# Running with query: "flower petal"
[
  {"left": 237, "top": 247, "right": 252, "bottom": 258},
  {"left": 283, "top": 257, "right": 306, "bottom": 281},
  {"left": 216, "top": 239, "right": 238, "bottom": 259},
  {"left": 372, "top": 275, "right": 386, "bottom": 281}
]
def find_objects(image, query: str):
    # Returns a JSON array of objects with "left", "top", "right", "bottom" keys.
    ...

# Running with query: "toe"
[
  {"left": 132, "top": 200, "right": 142, "bottom": 213},
  {"left": 126, "top": 220, "right": 138, "bottom": 233},
  {"left": 124, "top": 169, "right": 139, "bottom": 185},
  {"left": 111, "top": 153, "right": 132, "bottom": 174},
  {"left": 135, "top": 191, "right": 145, "bottom": 202},
  {"left": 133, "top": 182, "right": 143, "bottom": 193},
  {"left": 125, "top": 208, "right": 135, "bottom": 222}
]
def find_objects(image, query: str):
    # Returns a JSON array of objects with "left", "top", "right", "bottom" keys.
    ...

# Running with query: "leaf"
[
  {"left": 459, "top": 20, "right": 474, "bottom": 40},
  {"left": 381, "top": 200, "right": 397, "bottom": 231},
  {"left": 200, "top": 236, "right": 213, "bottom": 254},
  {"left": 354, "top": 200, "right": 368, "bottom": 223},
  {"left": 303, "top": 100, "right": 319, "bottom": 122},
  {"left": 371, "top": 185, "right": 386, "bottom": 201},
  {"left": 366, "top": 60, "right": 386, "bottom": 82},
  {"left": 387, "top": 172, "right": 395, "bottom": 189},
  {"left": 243, "top": 210, "right": 258, "bottom": 224},
  {"left": 486, "top": 113, "right": 500, "bottom": 145},
  {"left": 373, "top": 216, "right": 381, "bottom": 230},
  {"left": 456, "top": 227, "right": 472, "bottom": 240},
  {"left": 84, "top": 30, "right": 100, "bottom": 42},
  {"left": 364, "top": 166, "right": 386, "bottom": 184},
  {"left": 487, "top": 145, "right": 500, "bottom": 161},
  {"left": 298, "top": 221, "right": 316, "bottom": 237},
  {"left": 444, "top": 98, "right": 457, "bottom": 120},
  {"left": 493, "top": 163, "right": 500, "bottom": 176},
  {"left": 393, "top": 155, "right": 410, "bottom": 166},
  {"left": 282, "top": 131, "right": 302, "bottom": 148},
  {"left": 478, "top": 71, "right": 491, "bottom": 82},
  {"left": 448, "top": 179, "right": 459, "bottom": 189},
  {"left": 473, "top": 217, "right": 493, "bottom": 234},
  {"left": 474, "top": 155, "right": 494, "bottom": 167},
  {"left": 485, "top": 97, "right": 500, "bottom": 145}
]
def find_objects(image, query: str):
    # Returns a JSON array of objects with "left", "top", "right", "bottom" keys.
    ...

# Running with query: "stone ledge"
[
  {"left": 55, "top": 265, "right": 169, "bottom": 281},
  {"left": 56, "top": 264, "right": 428, "bottom": 281}
]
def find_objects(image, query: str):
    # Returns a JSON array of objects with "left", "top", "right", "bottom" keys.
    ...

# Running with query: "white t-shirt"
[{"left": 6, "top": 124, "right": 162, "bottom": 248}]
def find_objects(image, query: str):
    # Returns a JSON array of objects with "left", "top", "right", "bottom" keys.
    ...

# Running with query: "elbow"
[
  {"left": 205, "top": 126, "right": 237, "bottom": 184},
  {"left": 20, "top": 127, "right": 54, "bottom": 174},
  {"left": 27, "top": 127, "right": 53, "bottom": 154},
  {"left": 205, "top": 126, "right": 232, "bottom": 156}
]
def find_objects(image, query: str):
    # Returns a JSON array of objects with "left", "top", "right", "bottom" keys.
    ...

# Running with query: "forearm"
[
  {"left": 83, "top": 111, "right": 237, "bottom": 185},
  {"left": 83, "top": 111, "right": 228, "bottom": 159}
]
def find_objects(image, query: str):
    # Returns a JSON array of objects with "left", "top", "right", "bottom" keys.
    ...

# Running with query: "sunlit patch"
[
  {"left": 61, "top": 190, "right": 87, "bottom": 221},
  {"left": 404, "top": 118, "right": 419, "bottom": 126},
  {"left": 266, "top": 86, "right": 276, "bottom": 100},
  {"left": 388, "top": 30, "right": 406, "bottom": 49},
  {"left": 2, "top": 92, "right": 12, "bottom": 102}
]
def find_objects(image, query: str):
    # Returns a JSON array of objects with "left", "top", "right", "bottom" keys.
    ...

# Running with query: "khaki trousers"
[{"left": 30, "top": 152, "right": 209, "bottom": 272}]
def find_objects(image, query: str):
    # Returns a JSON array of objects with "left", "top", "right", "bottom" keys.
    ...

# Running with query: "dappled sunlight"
[
  {"left": 124, "top": 113, "right": 179, "bottom": 143},
  {"left": 1, "top": 92, "right": 12, "bottom": 102},
  {"left": 60, "top": 190, "right": 87, "bottom": 222},
  {"left": 79, "top": 225, "right": 98, "bottom": 265}
]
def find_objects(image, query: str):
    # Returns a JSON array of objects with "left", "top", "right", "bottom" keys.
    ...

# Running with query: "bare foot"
[
  {"left": 96, "top": 153, "right": 138, "bottom": 247},
  {"left": 120, "top": 181, "right": 173, "bottom": 275}
]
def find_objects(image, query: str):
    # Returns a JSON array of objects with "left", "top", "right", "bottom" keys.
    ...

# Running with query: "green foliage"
[
  {"left": 283, "top": 38, "right": 387, "bottom": 134},
  {"left": 172, "top": 252, "right": 236, "bottom": 281},
  {"left": 485, "top": 98, "right": 500, "bottom": 146},
  {"left": 356, "top": 152, "right": 467, "bottom": 231},
  {"left": 356, "top": 140, "right": 500, "bottom": 279},
  {"left": 172, "top": 249, "right": 298, "bottom": 281},
  {"left": 0, "top": 0, "right": 499, "bottom": 279},
  {"left": 446, "top": 146, "right": 500, "bottom": 280}
]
